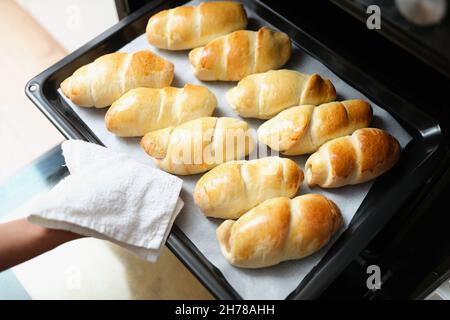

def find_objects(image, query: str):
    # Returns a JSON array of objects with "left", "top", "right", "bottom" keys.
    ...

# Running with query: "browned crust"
[
  {"left": 194, "top": 157, "right": 303, "bottom": 219},
  {"left": 217, "top": 194, "right": 343, "bottom": 268},
  {"left": 355, "top": 128, "right": 401, "bottom": 175},
  {"left": 147, "top": 2, "right": 247, "bottom": 50},
  {"left": 301, "top": 74, "right": 336, "bottom": 105},
  {"left": 254, "top": 27, "right": 291, "bottom": 73},
  {"left": 313, "top": 102, "right": 350, "bottom": 140},
  {"left": 283, "top": 157, "right": 305, "bottom": 192},
  {"left": 190, "top": 27, "right": 291, "bottom": 81},
  {"left": 257, "top": 105, "right": 313, "bottom": 151},
  {"left": 199, "top": 2, "right": 247, "bottom": 38},
  {"left": 342, "top": 99, "right": 373, "bottom": 126},
  {"left": 307, "top": 128, "right": 401, "bottom": 188},
  {"left": 127, "top": 50, "right": 174, "bottom": 77},
  {"left": 226, "top": 30, "right": 252, "bottom": 80},
  {"left": 328, "top": 137, "right": 357, "bottom": 180},
  {"left": 140, "top": 126, "right": 174, "bottom": 159},
  {"left": 289, "top": 194, "right": 343, "bottom": 251},
  {"left": 230, "top": 197, "right": 291, "bottom": 263},
  {"left": 61, "top": 50, "right": 173, "bottom": 108}
]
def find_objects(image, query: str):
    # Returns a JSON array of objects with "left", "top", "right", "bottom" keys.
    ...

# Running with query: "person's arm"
[{"left": 0, "top": 218, "right": 83, "bottom": 271}]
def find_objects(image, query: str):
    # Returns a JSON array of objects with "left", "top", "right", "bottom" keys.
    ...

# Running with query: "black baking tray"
[{"left": 25, "top": 0, "right": 446, "bottom": 299}]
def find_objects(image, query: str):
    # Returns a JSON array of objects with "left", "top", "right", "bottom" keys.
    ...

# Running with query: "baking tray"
[{"left": 25, "top": 0, "right": 445, "bottom": 299}]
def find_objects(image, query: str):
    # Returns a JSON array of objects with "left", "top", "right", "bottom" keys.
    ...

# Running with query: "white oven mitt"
[{"left": 27, "top": 140, "right": 184, "bottom": 262}]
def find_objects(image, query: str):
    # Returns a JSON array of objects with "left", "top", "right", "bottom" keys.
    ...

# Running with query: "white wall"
[{"left": 16, "top": 0, "right": 119, "bottom": 52}]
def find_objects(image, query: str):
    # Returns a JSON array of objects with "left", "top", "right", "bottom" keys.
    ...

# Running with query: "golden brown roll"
[
  {"left": 146, "top": 1, "right": 247, "bottom": 50},
  {"left": 217, "top": 194, "right": 343, "bottom": 268},
  {"left": 105, "top": 84, "right": 217, "bottom": 137},
  {"left": 194, "top": 157, "right": 303, "bottom": 219},
  {"left": 305, "top": 128, "right": 401, "bottom": 188},
  {"left": 60, "top": 50, "right": 174, "bottom": 108},
  {"left": 141, "top": 117, "right": 254, "bottom": 175},
  {"left": 257, "top": 100, "right": 373, "bottom": 155},
  {"left": 189, "top": 27, "right": 291, "bottom": 81},
  {"left": 226, "top": 69, "right": 336, "bottom": 119}
]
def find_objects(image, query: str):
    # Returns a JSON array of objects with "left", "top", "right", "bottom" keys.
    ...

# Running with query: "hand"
[{"left": 0, "top": 218, "right": 83, "bottom": 271}]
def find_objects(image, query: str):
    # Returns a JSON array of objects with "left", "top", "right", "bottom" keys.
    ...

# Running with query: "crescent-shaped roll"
[
  {"left": 217, "top": 194, "right": 343, "bottom": 268},
  {"left": 194, "top": 157, "right": 304, "bottom": 219},
  {"left": 226, "top": 69, "right": 336, "bottom": 119},
  {"left": 60, "top": 50, "right": 174, "bottom": 108},
  {"left": 305, "top": 128, "right": 401, "bottom": 188},
  {"left": 146, "top": 1, "right": 247, "bottom": 50},
  {"left": 140, "top": 117, "right": 254, "bottom": 175},
  {"left": 105, "top": 84, "right": 217, "bottom": 137},
  {"left": 189, "top": 27, "right": 291, "bottom": 81},
  {"left": 257, "top": 100, "right": 373, "bottom": 155}
]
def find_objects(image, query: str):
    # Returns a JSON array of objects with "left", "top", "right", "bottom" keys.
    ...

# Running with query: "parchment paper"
[{"left": 59, "top": 0, "right": 412, "bottom": 299}]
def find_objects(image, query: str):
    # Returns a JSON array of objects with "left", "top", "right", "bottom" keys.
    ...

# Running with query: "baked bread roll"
[
  {"left": 141, "top": 117, "right": 254, "bottom": 175},
  {"left": 189, "top": 27, "right": 291, "bottom": 81},
  {"left": 105, "top": 84, "right": 217, "bottom": 137},
  {"left": 227, "top": 69, "right": 336, "bottom": 119},
  {"left": 305, "top": 128, "right": 401, "bottom": 188},
  {"left": 217, "top": 194, "right": 343, "bottom": 268},
  {"left": 258, "top": 100, "right": 373, "bottom": 155},
  {"left": 146, "top": 2, "right": 247, "bottom": 50},
  {"left": 60, "top": 50, "right": 174, "bottom": 108},
  {"left": 194, "top": 157, "right": 304, "bottom": 219}
]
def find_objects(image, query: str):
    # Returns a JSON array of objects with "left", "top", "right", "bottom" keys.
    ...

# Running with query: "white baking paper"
[{"left": 58, "top": 0, "right": 412, "bottom": 299}]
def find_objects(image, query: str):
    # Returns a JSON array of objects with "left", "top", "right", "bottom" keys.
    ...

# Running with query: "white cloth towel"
[{"left": 27, "top": 140, "right": 184, "bottom": 262}]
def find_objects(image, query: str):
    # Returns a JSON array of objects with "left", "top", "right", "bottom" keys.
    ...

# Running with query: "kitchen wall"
[
  {"left": 0, "top": 0, "right": 119, "bottom": 182},
  {"left": 16, "top": 0, "right": 119, "bottom": 52}
]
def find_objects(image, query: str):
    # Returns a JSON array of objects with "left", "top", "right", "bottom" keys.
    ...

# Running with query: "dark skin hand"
[{"left": 0, "top": 218, "right": 83, "bottom": 272}]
